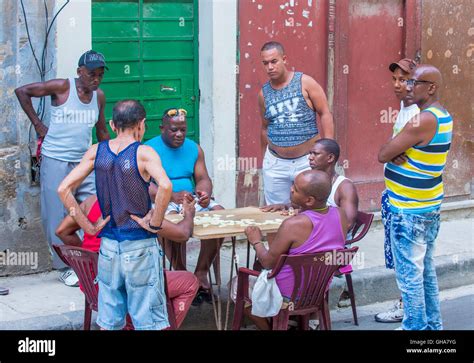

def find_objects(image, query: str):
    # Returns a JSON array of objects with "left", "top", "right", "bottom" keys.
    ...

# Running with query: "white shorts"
[{"left": 262, "top": 147, "right": 311, "bottom": 205}]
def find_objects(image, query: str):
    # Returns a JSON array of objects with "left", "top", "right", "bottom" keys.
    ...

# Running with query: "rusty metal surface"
[{"left": 421, "top": 0, "right": 474, "bottom": 199}]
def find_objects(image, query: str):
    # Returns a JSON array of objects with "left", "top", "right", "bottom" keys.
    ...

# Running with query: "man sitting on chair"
[
  {"left": 56, "top": 193, "right": 199, "bottom": 329},
  {"left": 262, "top": 138, "right": 358, "bottom": 231},
  {"left": 146, "top": 108, "right": 224, "bottom": 303},
  {"left": 243, "top": 169, "right": 347, "bottom": 330}
]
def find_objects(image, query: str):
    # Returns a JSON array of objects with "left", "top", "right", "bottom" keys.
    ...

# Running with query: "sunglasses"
[
  {"left": 406, "top": 79, "right": 434, "bottom": 87},
  {"left": 165, "top": 108, "right": 187, "bottom": 117}
]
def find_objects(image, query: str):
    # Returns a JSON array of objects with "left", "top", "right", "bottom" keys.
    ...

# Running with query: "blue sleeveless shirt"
[
  {"left": 262, "top": 72, "right": 319, "bottom": 147},
  {"left": 145, "top": 136, "right": 198, "bottom": 193},
  {"left": 95, "top": 141, "right": 155, "bottom": 242}
]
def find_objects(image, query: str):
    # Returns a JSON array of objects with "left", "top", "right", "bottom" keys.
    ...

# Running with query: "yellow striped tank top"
[{"left": 384, "top": 106, "right": 453, "bottom": 213}]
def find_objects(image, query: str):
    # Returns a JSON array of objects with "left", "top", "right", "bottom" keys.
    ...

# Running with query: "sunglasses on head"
[{"left": 165, "top": 108, "right": 187, "bottom": 117}]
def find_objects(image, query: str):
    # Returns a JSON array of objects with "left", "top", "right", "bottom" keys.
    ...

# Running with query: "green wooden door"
[{"left": 91, "top": 0, "right": 199, "bottom": 142}]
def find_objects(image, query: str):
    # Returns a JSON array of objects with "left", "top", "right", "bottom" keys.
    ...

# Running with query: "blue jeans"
[
  {"left": 97, "top": 237, "right": 169, "bottom": 330},
  {"left": 390, "top": 210, "right": 442, "bottom": 330},
  {"left": 381, "top": 190, "right": 394, "bottom": 269}
]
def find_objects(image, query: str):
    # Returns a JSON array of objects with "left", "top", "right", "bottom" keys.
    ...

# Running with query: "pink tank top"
[{"left": 275, "top": 207, "right": 346, "bottom": 298}]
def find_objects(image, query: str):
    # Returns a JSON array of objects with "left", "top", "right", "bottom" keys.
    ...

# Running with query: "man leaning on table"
[{"left": 147, "top": 107, "right": 224, "bottom": 304}]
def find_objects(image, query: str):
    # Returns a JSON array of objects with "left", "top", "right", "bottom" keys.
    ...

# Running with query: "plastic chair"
[
  {"left": 161, "top": 238, "right": 221, "bottom": 285},
  {"left": 232, "top": 247, "right": 359, "bottom": 330},
  {"left": 52, "top": 244, "right": 177, "bottom": 330},
  {"left": 339, "top": 211, "right": 374, "bottom": 325}
]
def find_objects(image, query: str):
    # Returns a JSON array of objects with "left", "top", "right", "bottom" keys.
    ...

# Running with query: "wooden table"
[{"left": 165, "top": 206, "right": 290, "bottom": 329}]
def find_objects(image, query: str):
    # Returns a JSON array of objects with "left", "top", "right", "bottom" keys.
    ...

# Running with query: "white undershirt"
[{"left": 392, "top": 100, "right": 420, "bottom": 137}]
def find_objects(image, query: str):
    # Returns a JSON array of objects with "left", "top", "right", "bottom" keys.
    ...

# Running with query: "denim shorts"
[{"left": 96, "top": 237, "right": 169, "bottom": 330}]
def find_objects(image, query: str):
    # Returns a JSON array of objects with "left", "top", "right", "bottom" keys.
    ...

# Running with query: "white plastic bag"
[{"left": 251, "top": 269, "right": 283, "bottom": 317}]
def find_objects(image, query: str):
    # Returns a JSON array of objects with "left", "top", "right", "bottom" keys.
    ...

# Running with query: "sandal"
[{"left": 191, "top": 288, "right": 214, "bottom": 306}]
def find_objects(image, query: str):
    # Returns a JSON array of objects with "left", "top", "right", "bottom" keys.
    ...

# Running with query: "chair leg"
[
  {"left": 345, "top": 273, "right": 358, "bottom": 325},
  {"left": 84, "top": 301, "right": 91, "bottom": 331},
  {"left": 272, "top": 310, "right": 290, "bottom": 330},
  {"left": 300, "top": 314, "right": 310, "bottom": 330},
  {"left": 319, "top": 293, "right": 332, "bottom": 330},
  {"left": 232, "top": 299, "right": 245, "bottom": 330}
]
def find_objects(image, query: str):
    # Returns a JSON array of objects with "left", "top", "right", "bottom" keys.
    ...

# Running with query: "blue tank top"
[
  {"left": 262, "top": 72, "right": 319, "bottom": 147},
  {"left": 145, "top": 136, "right": 198, "bottom": 193},
  {"left": 95, "top": 141, "right": 155, "bottom": 242}
]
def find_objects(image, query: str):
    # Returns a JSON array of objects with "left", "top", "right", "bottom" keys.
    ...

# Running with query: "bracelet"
[
  {"left": 252, "top": 241, "right": 263, "bottom": 249},
  {"left": 148, "top": 221, "right": 163, "bottom": 232}
]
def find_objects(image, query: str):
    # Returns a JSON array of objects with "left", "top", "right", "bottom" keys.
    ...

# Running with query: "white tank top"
[
  {"left": 42, "top": 78, "right": 99, "bottom": 162},
  {"left": 327, "top": 175, "right": 348, "bottom": 207}
]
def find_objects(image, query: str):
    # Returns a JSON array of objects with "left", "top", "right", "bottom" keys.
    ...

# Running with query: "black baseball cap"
[{"left": 78, "top": 50, "right": 109, "bottom": 70}]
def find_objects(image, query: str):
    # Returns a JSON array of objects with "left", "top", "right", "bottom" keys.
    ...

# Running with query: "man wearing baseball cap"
[
  {"left": 15, "top": 50, "right": 110, "bottom": 286},
  {"left": 375, "top": 58, "right": 420, "bottom": 324}
]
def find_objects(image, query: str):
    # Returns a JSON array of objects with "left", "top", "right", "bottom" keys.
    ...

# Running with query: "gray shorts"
[{"left": 40, "top": 155, "right": 95, "bottom": 269}]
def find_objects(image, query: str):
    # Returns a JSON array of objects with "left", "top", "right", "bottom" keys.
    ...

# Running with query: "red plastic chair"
[
  {"left": 52, "top": 244, "right": 177, "bottom": 330},
  {"left": 338, "top": 211, "right": 374, "bottom": 325},
  {"left": 232, "top": 247, "right": 359, "bottom": 330}
]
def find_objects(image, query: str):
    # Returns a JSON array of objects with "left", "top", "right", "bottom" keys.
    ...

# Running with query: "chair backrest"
[
  {"left": 268, "top": 247, "right": 359, "bottom": 313},
  {"left": 52, "top": 244, "right": 99, "bottom": 311},
  {"left": 346, "top": 211, "right": 374, "bottom": 244}
]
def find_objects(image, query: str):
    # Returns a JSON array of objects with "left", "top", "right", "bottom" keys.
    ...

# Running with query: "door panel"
[{"left": 91, "top": 0, "right": 199, "bottom": 142}]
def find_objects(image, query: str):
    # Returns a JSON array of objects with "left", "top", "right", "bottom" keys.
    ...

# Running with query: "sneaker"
[
  {"left": 309, "top": 319, "right": 319, "bottom": 330},
  {"left": 59, "top": 268, "right": 79, "bottom": 287},
  {"left": 375, "top": 299, "right": 403, "bottom": 323}
]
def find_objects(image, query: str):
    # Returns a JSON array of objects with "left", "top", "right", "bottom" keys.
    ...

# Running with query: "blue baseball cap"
[{"left": 78, "top": 50, "right": 109, "bottom": 70}]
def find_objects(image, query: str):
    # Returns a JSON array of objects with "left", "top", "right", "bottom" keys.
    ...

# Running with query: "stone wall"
[{"left": 0, "top": 0, "right": 57, "bottom": 276}]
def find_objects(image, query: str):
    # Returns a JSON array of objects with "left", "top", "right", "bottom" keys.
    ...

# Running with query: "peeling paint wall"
[
  {"left": 0, "top": 0, "right": 57, "bottom": 275},
  {"left": 421, "top": 0, "right": 474, "bottom": 199},
  {"left": 237, "top": 0, "right": 328, "bottom": 207},
  {"left": 236, "top": 0, "right": 473, "bottom": 210}
]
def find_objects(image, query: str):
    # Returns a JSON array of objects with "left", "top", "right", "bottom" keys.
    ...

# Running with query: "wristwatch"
[{"left": 148, "top": 222, "right": 163, "bottom": 232}]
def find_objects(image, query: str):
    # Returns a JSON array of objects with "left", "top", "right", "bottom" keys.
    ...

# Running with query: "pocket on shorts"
[
  {"left": 125, "top": 249, "right": 157, "bottom": 288},
  {"left": 262, "top": 150, "right": 277, "bottom": 171},
  {"left": 98, "top": 249, "right": 113, "bottom": 287},
  {"left": 150, "top": 302, "right": 168, "bottom": 324}
]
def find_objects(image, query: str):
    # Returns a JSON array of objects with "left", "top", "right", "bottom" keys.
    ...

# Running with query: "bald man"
[
  {"left": 378, "top": 65, "right": 453, "bottom": 330},
  {"left": 244, "top": 170, "right": 348, "bottom": 329}
]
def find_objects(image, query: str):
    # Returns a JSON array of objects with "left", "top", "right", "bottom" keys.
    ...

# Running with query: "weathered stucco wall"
[
  {"left": 0, "top": 0, "right": 57, "bottom": 275},
  {"left": 421, "top": 0, "right": 474, "bottom": 200}
]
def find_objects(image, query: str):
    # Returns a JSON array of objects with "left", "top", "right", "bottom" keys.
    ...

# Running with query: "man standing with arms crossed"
[
  {"left": 259, "top": 41, "right": 334, "bottom": 206},
  {"left": 15, "top": 50, "right": 110, "bottom": 285},
  {"left": 378, "top": 65, "right": 452, "bottom": 330}
]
